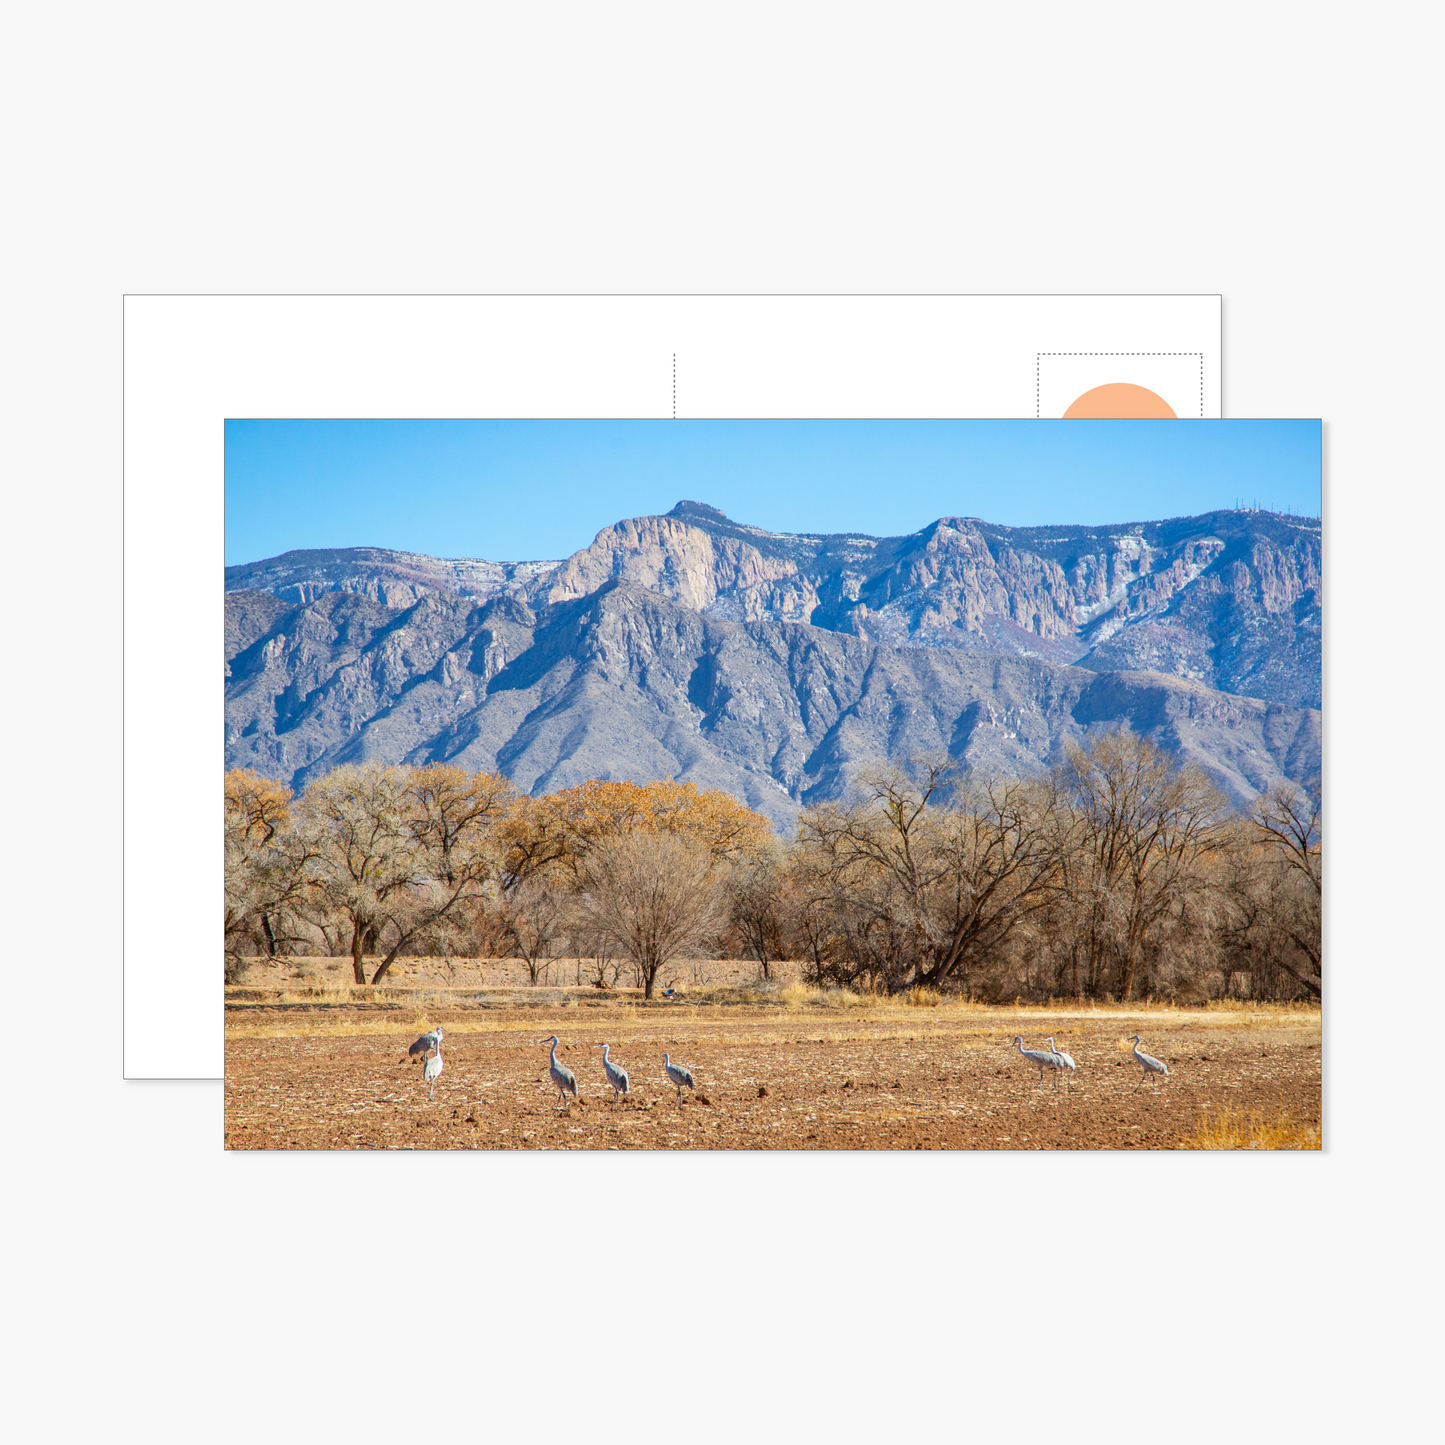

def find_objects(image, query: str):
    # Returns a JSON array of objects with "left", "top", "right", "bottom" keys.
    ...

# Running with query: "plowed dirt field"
[{"left": 225, "top": 988, "right": 1321, "bottom": 1150}]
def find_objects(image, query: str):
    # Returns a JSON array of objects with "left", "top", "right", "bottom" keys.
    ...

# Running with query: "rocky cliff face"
[
  {"left": 226, "top": 575, "right": 1321, "bottom": 832},
  {"left": 537, "top": 502, "right": 1322, "bottom": 710}
]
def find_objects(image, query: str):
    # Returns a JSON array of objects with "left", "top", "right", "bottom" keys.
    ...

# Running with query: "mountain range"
[{"left": 224, "top": 502, "right": 1321, "bottom": 830}]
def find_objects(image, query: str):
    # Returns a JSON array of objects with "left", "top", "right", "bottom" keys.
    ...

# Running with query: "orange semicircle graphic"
[{"left": 1063, "top": 382, "right": 1177, "bottom": 419}]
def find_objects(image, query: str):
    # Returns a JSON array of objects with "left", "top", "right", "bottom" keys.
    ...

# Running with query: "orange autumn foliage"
[{"left": 501, "top": 777, "right": 773, "bottom": 886}]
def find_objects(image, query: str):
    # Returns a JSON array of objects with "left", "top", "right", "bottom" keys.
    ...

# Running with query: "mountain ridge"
[{"left": 225, "top": 502, "right": 1320, "bottom": 710}]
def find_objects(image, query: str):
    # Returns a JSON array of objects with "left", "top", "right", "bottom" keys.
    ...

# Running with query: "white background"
[
  {"left": 4, "top": 4, "right": 1439, "bottom": 1443},
  {"left": 124, "top": 293, "right": 1220, "bottom": 1081}
]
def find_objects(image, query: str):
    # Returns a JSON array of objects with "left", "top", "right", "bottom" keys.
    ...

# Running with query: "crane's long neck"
[{"left": 550, "top": 1039, "right": 559, "bottom": 1066}]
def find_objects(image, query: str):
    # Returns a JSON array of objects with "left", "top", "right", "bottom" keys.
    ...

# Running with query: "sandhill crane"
[
  {"left": 1046, "top": 1036, "right": 1076, "bottom": 1085},
  {"left": 1013, "top": 1035, "right": 1062, "bottom": 1087},
  {"left": 422, "top": 1034, "right": 445, "bottom": 1100},
  {"left": 542, "top": 1035, "right": 578, "bottom": 1111},
  {"left": 1130, "top": 1034, "right": 1170, "bottom": 1092},
  {"left": 594, "top": 1043, "right": 631, "bottom": 1108},
  {"left": 402, "top": 1027, "right": 443, "bottom": 1066},
  {"left": 663, "top": 1053, "right": 696, "bottom": 1102}
]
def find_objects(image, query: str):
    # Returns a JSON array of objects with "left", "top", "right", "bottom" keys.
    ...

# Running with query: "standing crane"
[
  {"left": 662, "top": 1053, "right": 696, "bottom": 1103},
  {"left": 402, "top": 1027, "right": 443, "bottom": 1066},
  {"left": 594, "top": 1043, "right": 631, "bottom": 1108},
  {"left": 1129, "top": 1034, "right": 1170, "bottom": 1092},
  {"left": 422, "top": 1033, "right": 445, "bottom": 1100},
  {"left": 1013, "top": 1035, "right": 1062, "bottom": 1088},
  {"left": 541, "top": 1035, "right": 578, "bottom": 1111},
  {"left": 1046, "top": 1035, "right": 1076, "bottom": 1086}
]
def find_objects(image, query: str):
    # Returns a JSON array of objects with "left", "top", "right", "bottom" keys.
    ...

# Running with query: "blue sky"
[{"left": 224, "top": 419, "right": 1321, "bottom": 566}]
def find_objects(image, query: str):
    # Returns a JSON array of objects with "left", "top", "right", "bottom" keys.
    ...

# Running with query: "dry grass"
[
  {"left": 1181, "top": 1108, "right": 1321, "bottom": 1150},
  {"left": 897, "top": 985, "right": 943, "bottom": 1008},
  {"left": 778, "top": 982, "right": 864, "bottom": 1009},
  {"left": 1203, "top": 997, "right": 1319, "bottom": 1014}
]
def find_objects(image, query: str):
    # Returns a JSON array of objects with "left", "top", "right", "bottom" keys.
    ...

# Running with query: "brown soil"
[{"left": 224, "top": 987, "right": 1321, "bottom": 1151}]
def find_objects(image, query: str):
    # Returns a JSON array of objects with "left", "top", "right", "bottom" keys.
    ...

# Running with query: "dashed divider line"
[{"left": 1035, "top": 352, "right": 1205, "bottom": 418}]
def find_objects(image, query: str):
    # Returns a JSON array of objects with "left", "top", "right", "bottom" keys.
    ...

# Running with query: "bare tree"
[
  {"left": 1056, "top": 731, "right": 1230, "bottom": 999},
  {"left": 1216, "top": 780, "right": 1321, "bottom": 999},
  {"left": 728, "top": 846, "right": 787, "bottom": 981},
  {"left": 293, "top": 764, "right": 419, "bottom": 982},
  {"left": 567, "top": 906, "right": 623, "bottom": 989},
  {"left": 780, "top": 846, "right": 845, "bottom": 984},
  {"left": 800, "top": 762, "right": 1061, "bottom": 993},
  {"left": 296, "top": 763, "right": 512, "bottom": 983},
  {"left": 505, "top": 875, "right": 568, "bottom": 985},
  {"left": 573, "top": 832, "right": 725, "bottom": 998},
  {"left": 1251, "top": 779, "right": 1322, "bottom": 989}
]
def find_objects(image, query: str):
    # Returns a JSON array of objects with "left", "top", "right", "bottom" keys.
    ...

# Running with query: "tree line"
[{"left": 225, "top": 731, "right": 1321, "bottom": 1003}]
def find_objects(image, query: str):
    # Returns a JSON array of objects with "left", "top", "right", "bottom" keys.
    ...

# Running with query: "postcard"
[{"left": 125, "top": 294, "right": 1223, "bottom": 1078}]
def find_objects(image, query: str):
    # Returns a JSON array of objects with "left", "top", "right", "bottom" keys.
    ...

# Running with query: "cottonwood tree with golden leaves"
[{"left": 524, "top": 777, "right": 774, "bottom": 870}]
